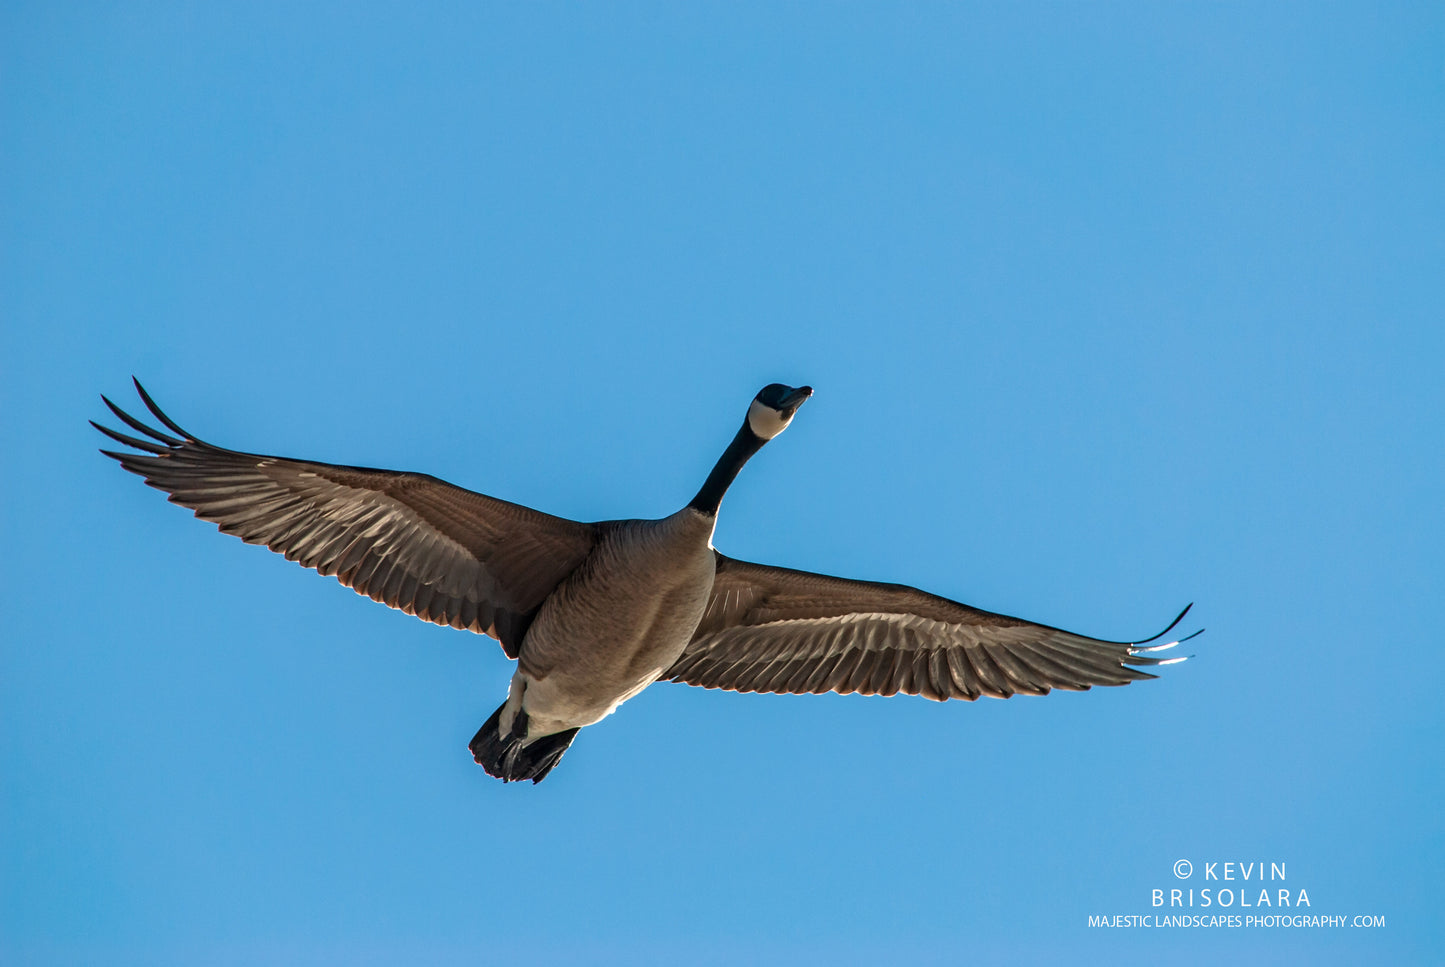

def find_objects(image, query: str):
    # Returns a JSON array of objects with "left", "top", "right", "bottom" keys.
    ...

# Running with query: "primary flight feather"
[{"left": 95, "top": 379, "right": 1194, "bottom": 783}]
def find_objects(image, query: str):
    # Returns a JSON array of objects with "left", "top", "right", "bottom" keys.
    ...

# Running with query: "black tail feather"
[{"left": 469, "top": 705, "right": 579, "bottom": 784}]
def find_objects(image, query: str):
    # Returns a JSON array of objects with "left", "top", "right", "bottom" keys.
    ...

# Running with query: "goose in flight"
[{"left": 94, "top": 379, "right": 1195, "bottom": 783}]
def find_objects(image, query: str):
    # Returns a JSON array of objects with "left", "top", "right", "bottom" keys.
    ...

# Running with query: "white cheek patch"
[{"left": 747, "top": 399, "right": 791, "bottom": 440}]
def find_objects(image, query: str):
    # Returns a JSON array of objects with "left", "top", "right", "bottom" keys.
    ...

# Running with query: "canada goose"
[{"left": 94, "top": 379, "right": 1195, "bottom": 783}]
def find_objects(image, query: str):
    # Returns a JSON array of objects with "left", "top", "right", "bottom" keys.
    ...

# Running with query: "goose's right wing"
[
  {"left": 94, "top": 380, "right": 597, "bottom": 657},
  {"left": 664, "top": 554, "right": 1194, "bottom": 701}
]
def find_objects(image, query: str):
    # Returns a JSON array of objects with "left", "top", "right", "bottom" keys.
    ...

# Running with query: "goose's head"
[{"left": 747, "top": 383, "right": 813, "bottom": 440}]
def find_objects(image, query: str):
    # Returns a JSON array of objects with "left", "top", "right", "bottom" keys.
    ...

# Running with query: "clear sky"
[{"left": 3, "top": 3, "right": 1441, "bottom": 964}]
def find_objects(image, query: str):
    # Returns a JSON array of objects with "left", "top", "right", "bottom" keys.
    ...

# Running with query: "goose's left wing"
[
  {"left": 92, "top": 381, "right": 597, "bottom": 659},
  {"left": 663, "top": 554, "right": 1194, "bottom": 701}
]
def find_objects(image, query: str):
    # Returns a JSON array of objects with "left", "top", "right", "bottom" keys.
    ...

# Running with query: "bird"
[{"left": 94, "top": 379, "right": 1196, "bottom": 783}]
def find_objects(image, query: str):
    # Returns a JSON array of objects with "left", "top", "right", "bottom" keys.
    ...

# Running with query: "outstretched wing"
[
  {"left": 94, "top": 380, "right": 596, "bottom": 657},
  {"left": 664, "top": 554, "right": 1195, "bottom": 701}
]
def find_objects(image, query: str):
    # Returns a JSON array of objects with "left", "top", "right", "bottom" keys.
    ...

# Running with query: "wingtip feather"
[
  {"left": 90, "top": 420, "right": 169, "bottom": 454},
  {"left": 102, "top": 393, "right": 184, "bottom": 446},
  {"left": 131, "top": 378, "right": 200, "bottom": 443},
  {"left": 1133, "top": 603, "right": 1193, "bottom": 644}
]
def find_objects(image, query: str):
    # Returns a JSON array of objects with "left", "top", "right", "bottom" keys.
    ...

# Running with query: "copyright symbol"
[{"left": 1174, "top": 859, "right": 1193, "bottom": 879}]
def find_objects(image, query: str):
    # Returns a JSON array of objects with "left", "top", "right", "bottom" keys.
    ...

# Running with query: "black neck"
[{"left": 688, "top": 422, "right": 766, "bottom": 516}]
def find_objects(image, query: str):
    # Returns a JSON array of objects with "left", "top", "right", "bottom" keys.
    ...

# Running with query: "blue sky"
[{"left": 3, "top": 3, "right": 1441, "bottom": 964}]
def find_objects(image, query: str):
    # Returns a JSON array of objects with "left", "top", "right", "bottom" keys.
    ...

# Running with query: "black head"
[{"left": 747, "top": 383, "right": 813, "bottom": 439}]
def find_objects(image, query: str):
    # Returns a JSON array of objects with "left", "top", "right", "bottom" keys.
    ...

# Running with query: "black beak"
[{"left": 780, "top": 385, "right": 813, "bottom": 412}]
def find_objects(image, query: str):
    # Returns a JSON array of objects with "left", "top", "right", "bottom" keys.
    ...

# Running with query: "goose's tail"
[{"left": 469, "top": 704, "right": 579, "bottom": 784}]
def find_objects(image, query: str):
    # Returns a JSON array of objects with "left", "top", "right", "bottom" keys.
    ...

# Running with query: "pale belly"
[{"left": 502, "top": 513, "right": 717, "bottom": 740}]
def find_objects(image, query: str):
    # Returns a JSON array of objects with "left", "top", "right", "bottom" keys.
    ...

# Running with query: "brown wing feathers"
[
  {"left": 94, "top": 380, "right": 596, "bottom": 657},
  {"left": 664, "top": 554, "right": 1194, "bottom": 702},
  {"left": 96, "top": 381, "right": 1195, "bottom": 702}
]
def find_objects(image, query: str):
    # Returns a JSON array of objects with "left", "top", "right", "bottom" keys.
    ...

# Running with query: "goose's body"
[
  {"left": 95, "top": 380, "right": 1194, "bottom": 783},
  {"left": 509, "top": 509, "right": 718, "bottom": 739}
]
